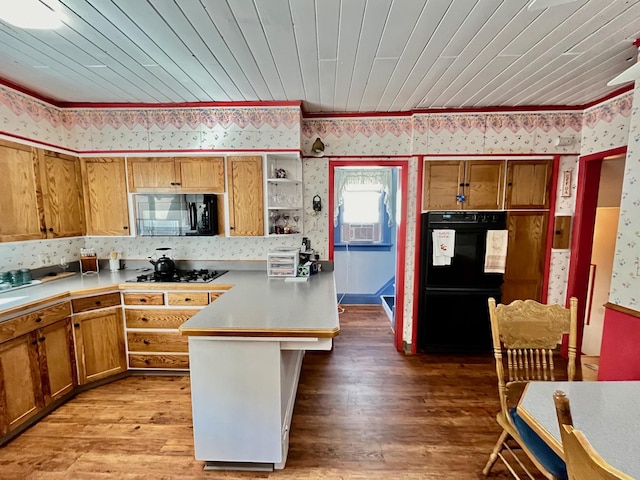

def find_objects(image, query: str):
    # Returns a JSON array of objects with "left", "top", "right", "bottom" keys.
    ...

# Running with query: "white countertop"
[
  {"left": 518, "top": 381, "right": 640, "bottom": 477},
  {"left": 0, "top": 269, "right": 340, "bottom": 338},
  {"left": 180, "top": 271, "right": 339, "bottom": 337}
]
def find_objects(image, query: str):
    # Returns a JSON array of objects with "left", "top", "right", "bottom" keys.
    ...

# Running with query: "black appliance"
[
  {"left": 126, "top": 269, "right": 228, "bottom": 283},
  {"left": 135, "top": 194, "right": 218, "bottom": 236},
  {"left": 418, "top": 211, "right": 507, "bottom": 353}
]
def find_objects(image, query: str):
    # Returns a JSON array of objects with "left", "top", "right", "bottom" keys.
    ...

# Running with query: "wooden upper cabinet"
[
  {"left": 505, "top": 160, "right": 552, "bottom": 209},
  {"left": 423, "top": 161, "right": 464, "bottom": 210},
  {"left": 38, "top": 150, "right": 86, "bottom": 238},
  {"left": 422, "top": 160, "right": 504, "bottom": 211},
  {"left": 227, "top": 156, "right": 264, "bottom": 236},
  {"left": 82, "top": 158, "right": 130, "bottom": 235},
  {"left": 175, "top": 157, "right": 224, "bottom": 192},
  {"left": 0, "top": 140, "right": 45, "bottom": 242},
  {"left": 464, "top": 160, "right": 504, "bottom": 210},
  {"left": 127, "top": 157, "right": 224, "bottom": 193}
]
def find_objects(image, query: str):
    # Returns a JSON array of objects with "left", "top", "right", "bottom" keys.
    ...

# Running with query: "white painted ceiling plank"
[
  {"left": 399, "top": 0, "right": 524, "bottom": 110},
  {"left": 316, "top": 0, "right": 340, "bottom": 61},
  {"left": 376, "top": 0, "right": 427, "bottom": 59},
  {"left": 440, "top": 0, "right": 502, "bottom": 57},
  {"left": 319, "top": 59, "right": 337, "bottom": 112},
  {"left": 255, "top": 0, "right": 305, "bottom": 101},
  {"left": 202, "top": 0, "right": 272, "bottom": 100},
  {"left": 333, "top": 0, "right": 367, "bottom": 112},
  {"left": 115, "top": 1, "right": 231, "bottom": 101},
  {"left": 150, "top": 1, "right": 245, "bottom": 101},
  {"left": 226, "top": 0, "right": 286, "bottom": 100},
  {"left": 289, "top": 0, "right": 321, "bottom": 110},
  {"left": 344, "top": 0, "right": 391, "bottom": 111},
  {"left": 360, "top": 57, "right": 398, "bottom": 112}
]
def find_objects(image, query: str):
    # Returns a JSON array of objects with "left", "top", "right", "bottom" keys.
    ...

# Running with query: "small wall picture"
[{"left": 561, "top": 170, "right": 572, "bottom": 197}]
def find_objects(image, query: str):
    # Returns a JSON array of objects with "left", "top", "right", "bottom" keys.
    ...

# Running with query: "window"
[{"left": 339, "top": 186, "right": 384, "bottom": 243}]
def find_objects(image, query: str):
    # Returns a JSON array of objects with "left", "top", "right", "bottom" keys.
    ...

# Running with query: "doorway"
[
  {"left": 329, "top": 159, "right": 408, "bottom": 352},
  {"left": 566, "top": 147, "right": 627, "bottom": 353}
]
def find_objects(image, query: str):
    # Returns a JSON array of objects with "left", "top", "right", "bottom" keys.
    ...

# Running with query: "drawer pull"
[
  {"left": 95, "top": 300, "right": 101, "bottom": 305},
  {"left": 141, "top": 317, "right": 149, "bottom": 322},
  {"left": 143, "top": 339, "right": 150, "bottom": 345},
  {"left": 39, "top": 336, "right": 45, "bottom": 342},
  {"left": 184, "top": 297, "right": 191, "bottom": 302},
  {"left": 144, "top": 359, "right": 150, "bottom": 364},
  {"left": 74, "top": 323, "right": 80, "bottom": 328},
  {"left": 35, "top": 317, "right": 42, "bottom": 323},
  {"left": 139, "top": 298, "right": 147, "bottom": 303}
]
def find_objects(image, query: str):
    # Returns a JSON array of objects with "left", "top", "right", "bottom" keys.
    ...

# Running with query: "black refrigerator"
[{"left": 418, "top": 211, "right": 507, "bottom": 353}]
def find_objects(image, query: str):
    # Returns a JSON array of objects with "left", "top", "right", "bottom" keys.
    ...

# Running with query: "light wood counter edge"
[
  {"left": 179, "top": 326, "right": 340, "bottom": 338},
  {"left": 516, "top": 383, "right": 564, "bottom": 458}
]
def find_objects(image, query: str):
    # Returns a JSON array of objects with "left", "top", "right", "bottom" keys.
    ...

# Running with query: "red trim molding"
[{"left": 541, "top": 155, "right": 562, "bottom": 304}]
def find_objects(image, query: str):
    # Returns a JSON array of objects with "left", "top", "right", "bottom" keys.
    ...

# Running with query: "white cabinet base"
[{"left": 188, "top": 337, "right": 305, "bottom": 470}]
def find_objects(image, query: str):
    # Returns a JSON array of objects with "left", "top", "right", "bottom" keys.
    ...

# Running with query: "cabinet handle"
[
  {"left": 174, "top": 182, "right": 181, "bottom": 186},
  {"left": 48, "top": 227, "right": 54, "bottom": 232},
  {"left": 39, "top": 336, "right": 45, "bottom": 342},
  {"left": 459, "top": 183, "right": 464, "bottom": 187},
  {"left": 508, "top": 182, "right": 513, "bottom": 186},
  {"left": 74, "top": 323, "right": 80, "bottom": 328},
  {"left": 144, "top": 359, "right": 150, "bottom": 365},
  {"left": 123, "top": 226, "right": 128, "bottom": 230},
  {"left": 95, "top": 300, "right": 101, "bottom": 305},
  {"left": 229, "top": 226, "right": 234, "bottom": 230},
  {"left": 35, "top": 317, "right": 42, "bottom": 323},
  {"left": 139, "top": 298, "right": 147, "bottom": 303},
  {"left": 465, "top": 183, "right": 470, "bottom": 187},
  {"left": 143, "top": 339, "right": 150, "bottom": 345},
  {"left": 184, "top": 297, "right": 191, "bottom": 302},
  {"left": 141, "top": 317, "right": 148, "bottom": 322}
]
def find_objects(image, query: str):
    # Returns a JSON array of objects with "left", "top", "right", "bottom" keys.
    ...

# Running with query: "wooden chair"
[
  {"left": 553, "top": 390, "right": 633, "bottom": 480},
  {"left": 483, "top": 297, "right": 578, "bottom": 480}
]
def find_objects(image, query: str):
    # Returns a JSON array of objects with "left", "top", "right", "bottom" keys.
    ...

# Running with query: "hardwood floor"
[{"left": 0, "top": 305, "right": 543, "bottom": 479}]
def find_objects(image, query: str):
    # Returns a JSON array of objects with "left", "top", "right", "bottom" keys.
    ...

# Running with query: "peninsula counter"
[{"left": 179, "top": 271, "right": 339, "bottom": 471}]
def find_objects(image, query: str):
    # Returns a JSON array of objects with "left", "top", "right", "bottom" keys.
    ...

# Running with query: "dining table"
[{"left": 517, "top": 381, "right": 640, "bottom": 478}]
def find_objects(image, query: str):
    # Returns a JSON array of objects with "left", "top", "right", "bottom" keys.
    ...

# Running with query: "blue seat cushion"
[{"left": 509, "top": 407, "right": 568, "bottom": 480}]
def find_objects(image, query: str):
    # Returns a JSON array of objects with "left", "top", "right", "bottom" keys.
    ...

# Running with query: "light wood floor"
[{"left": 0, "top": 305, "right": 543, "bottom": 479}]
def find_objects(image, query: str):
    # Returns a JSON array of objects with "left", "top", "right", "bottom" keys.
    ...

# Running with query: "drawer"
[
  {"left": 125, "top": 309, "right": 197, "bottom": 329},
  {"left": 127, "top": 331, "right": 188, "bottom": 353},
  {"left": 123, "top": 292, "right": 165, "bottom": 306},
  {"left": 72, "top": 292, "right": 121, "bottom": 313},
  {"left": 0, "top": 302, "right": 71, "bottom": 343},
  {"left": 128, "top": 353, "right": 190, "bottom": 369},
  {"left": 167, "top": 292, "right": 209, "bottom": 306}
]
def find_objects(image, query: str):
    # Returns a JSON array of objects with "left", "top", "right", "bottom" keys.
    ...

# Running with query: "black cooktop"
[{"left": 127, "top": 269, "right": 228, "bottom": 283}]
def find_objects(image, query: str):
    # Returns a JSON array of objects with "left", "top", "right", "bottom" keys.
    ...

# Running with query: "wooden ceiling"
[{"left": 0, "top": 0, "right": 638, "bottom": 113}]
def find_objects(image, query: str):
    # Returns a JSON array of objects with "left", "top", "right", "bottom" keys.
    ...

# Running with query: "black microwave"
[{"left": 135, "top": 194, "right": 218, "bottom": 236}]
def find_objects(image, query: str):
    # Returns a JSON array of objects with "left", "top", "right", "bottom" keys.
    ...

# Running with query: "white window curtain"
[{"left": 334, "top": 168, "right": 395, "bottom": 227}]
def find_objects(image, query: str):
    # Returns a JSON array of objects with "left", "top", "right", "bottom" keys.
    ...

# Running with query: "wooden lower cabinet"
[
  {"left": 73, "top": 307, "right": 127, "bottom": 385},
  {"left": 502, "top": 211, "right": 549, "bottom": 304},
  {"left": 0, "top": 317, "right": 77, "bottom": 436}
]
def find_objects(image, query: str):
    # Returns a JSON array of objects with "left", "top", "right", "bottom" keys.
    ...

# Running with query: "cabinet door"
[
  {"left": 0, "top": 140, "right": 45, "bottom": 242},
  {"left": 39, "top": 151, "right": 86, "bottom": 238},
  {"left": 175, "top": 157, "right": 224, "bottom": 192},
  {"left": 127, "top": 157, "right": 177, "bottom": 193},
  {"left": 37, "top": 319, "right": 77, "bottom": 404},
  {"left": 505, "top": 160, "right": 552, "bottom": 209},
  {"left": 0, "top": 333, "right": 43, "bottom": 435},
  {"left": 464, "top": 160, "right": 505, "bottom": 210},
  {"left": 82, "top": 158, "right": 130, "bottom": 235},
  {"left": 423, "top": 161, "right": 464, "bottom": 211},
  {"left": 74, "top": 308, "right": 126, "bottom": 385},
  {"left": 227, "top": 156, "right": 264, "bottom": 236},
  {"left": 502, "top": 212, "right": 548, "bottom": 304}
]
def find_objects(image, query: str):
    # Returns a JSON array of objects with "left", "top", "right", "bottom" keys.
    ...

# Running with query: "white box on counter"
[{"left": 267, "top": 249, "right": 300, "bottom": 277}]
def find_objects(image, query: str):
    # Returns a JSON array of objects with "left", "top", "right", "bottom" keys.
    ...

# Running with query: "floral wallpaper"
[
  {"left": 1, "top": 81, "right": 638, "bottom": 345},
  {"left": 609, "top": 85, "right": 640, "bottom": 309},
  {"left": 581, "top": 92, "right": 633, "bottom": 155}
]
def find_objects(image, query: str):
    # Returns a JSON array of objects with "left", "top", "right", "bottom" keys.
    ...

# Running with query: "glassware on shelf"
[
  {"left": 292, "top": 214, "right": 300, "bottom": 233},
  {"left": 59, "top": 256, "right": 69, "bottom": 273}
]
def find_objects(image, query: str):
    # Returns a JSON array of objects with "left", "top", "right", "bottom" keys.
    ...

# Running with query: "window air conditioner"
[{"left": 341, "top": 223, "right": 381, "bottom": 242}]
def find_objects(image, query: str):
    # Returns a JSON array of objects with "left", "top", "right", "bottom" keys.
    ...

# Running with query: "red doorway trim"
[
  {"left": 328, "top": 158, "right": 409, "bottom": 353},
  {"left": 566, "top": 145, "right": 627, "bottom": 352}
]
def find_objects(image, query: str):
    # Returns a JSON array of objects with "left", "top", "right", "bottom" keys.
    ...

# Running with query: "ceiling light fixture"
[
  {"left": 0, "top": 0, "right": 66, "bottom": 29},
  {"left": 608, "top": 39, "right": 640, "bottom": 86}
]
